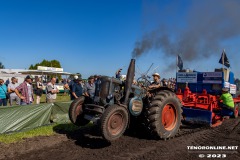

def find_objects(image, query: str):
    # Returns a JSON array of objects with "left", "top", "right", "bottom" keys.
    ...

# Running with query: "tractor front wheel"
[{"left": 100, "top": 105, "right": 129, "bottom": 141}]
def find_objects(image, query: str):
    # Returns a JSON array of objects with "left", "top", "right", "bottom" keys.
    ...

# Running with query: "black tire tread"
[
  {"left": 101, "top": 105, "right": 129, "bottom": 142},
  {"left": 69, "top": 96, "right": 90, "bottom": 126},
  {"left": 146, "top": 90, "right": 182, "bottom": 139}
]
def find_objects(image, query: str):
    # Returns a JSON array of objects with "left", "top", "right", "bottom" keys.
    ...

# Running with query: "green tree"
[
  {"left": 29, "top": 59, "right": 62, "bottom": 69},
  {"left": 28, "top": 59, "right": 62, "bottom": 80},
  {"left": 29, "top": 64, "right": 34, "bottom": 70},
  {"left": 0, "top": 62, "right": 5, "bottom": 69}
]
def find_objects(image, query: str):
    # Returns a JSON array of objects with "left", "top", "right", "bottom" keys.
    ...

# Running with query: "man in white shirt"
[
  {"left": 8, "top": 77, "right": 20, "bottom": 106},
  {"left": 46, "top": 77, "right": 59, "bottom": 103}
]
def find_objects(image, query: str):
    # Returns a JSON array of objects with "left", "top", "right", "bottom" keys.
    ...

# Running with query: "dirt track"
[{"left": 1, "top": 118, "right": 240, "bottom": 160}]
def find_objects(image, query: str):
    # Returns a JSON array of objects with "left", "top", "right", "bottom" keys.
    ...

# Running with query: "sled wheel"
[{"left": 233, "top": 104, "right": 239, "bottom": 118}]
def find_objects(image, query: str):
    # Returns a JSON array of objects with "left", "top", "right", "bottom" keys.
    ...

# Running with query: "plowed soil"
[{"left": 1, "top": 118, "right": 240, "bottom": 160}]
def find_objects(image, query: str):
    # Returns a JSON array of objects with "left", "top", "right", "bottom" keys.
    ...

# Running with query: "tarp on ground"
[
  {"left": 0, "top": 104, "right": 52, "bottom": 134},
  {"left": 51, "top": 101, "right": 72, "bottom": 123},
  {"left": 0, "top": 101, "right": 72, "bottom": 134}
]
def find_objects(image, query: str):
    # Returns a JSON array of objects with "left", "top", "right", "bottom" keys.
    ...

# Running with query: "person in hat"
[
  {"left": 84, "top": 76, "right": 95, "bottom": 99},
  {"left": 219, "top": 87, "right": 234, "bottom": 111},
  {"left": 72, "top": 78, "right": 84, "bottom": 99},
  {"left": 15, "top": 75, "right": 34, "bottom": 105},
  {"left": 64, "top": 75, "right": 78, "bottom": 100},
  {"left": 149, "top": 73, "right": 161, "bottom": 89},
  {"left": 115, "top": 69, "right": 122, "bottom": 79}
]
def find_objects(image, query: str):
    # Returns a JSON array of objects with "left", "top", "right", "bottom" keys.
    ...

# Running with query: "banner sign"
[
  {"left": 230, "top": 84, "right": 237, "bottom": 94},
  {"left": 177, "top": 73, "right": 197, "bottom": 83},
  {"left": 202, "top": 72, "right": 223, "bottom": 84},
  {"left": 37, "top": 66, "right": 63, "bottom": 72}
]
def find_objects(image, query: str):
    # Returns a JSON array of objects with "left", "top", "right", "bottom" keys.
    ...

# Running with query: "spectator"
[
  {"left": 35, "top": 77, "right": 43, "bottom": 104},
  {"left": 0, "top": 79, "right": 7, "bottom": 106},
  {"left": 115, "top": 69, "right": 122, "bottom": 79},
  {"left": 161, "top": 78, "right": 168, "bottom": 87},
  {"left": 84, "top": 76, "right": 96, "bottom": 99},
  {"left": 62, "top": 79, "right": 68, "bottom": 95},
  {"left": 56, "top": 77, "right": 59, "bottom": 84},
  {"left": 94, "top": 75, "right": 98, "bottom": 82},
  {"left": 133, "top": 76, "right": 137, "bottom": 85},
  {"left": 46, "top": 77, "right": 59, "bottom": 103},
  {"left": 5, "top": 78, "right": 10, "bottom": 87},
  {"left": 64, "top": 75, "right": 78, "bottom": 100},
  {"left": 15, "top": 75, "right": 34, "bottom": 105},
  {"left": 94, "top": 75, "right": 101, "bottom": 102},
  {"left": 72, "top": 78, "right": 84, "bottom": 99},
  {"left": 8, "top": 77, "right": 20, "bottom": 106},
  {"left": 80, "top": 79, "right": 85, "bottom": 88}
]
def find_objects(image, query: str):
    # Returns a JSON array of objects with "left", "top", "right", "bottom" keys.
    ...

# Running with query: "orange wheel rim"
[
  {"left": 235, "top": 107, "right": 238, "bottom": 116},
  {"left": 162, "top": 104, "right": 177, "bottom": 131}
]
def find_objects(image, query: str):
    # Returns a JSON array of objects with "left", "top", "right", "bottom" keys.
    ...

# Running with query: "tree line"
[{"left": 29, "top": 59, "right": 61, "bottom": 69}]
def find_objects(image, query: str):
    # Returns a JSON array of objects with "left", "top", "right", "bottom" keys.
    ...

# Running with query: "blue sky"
[{"left": 0, "top": 0, "right": 240, "bottom": 79}]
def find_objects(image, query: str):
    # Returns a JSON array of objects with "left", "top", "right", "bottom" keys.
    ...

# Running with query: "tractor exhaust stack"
[{"left": 123, "top": 59, "right": 135, "bottom": 105}]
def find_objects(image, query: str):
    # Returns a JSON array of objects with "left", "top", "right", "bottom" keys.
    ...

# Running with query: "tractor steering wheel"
[{"left": 137, "top": 75, "right": 151, "bottom": 89}]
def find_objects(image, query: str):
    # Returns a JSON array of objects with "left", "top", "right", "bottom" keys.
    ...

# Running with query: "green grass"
[
  {"left": 8, "top": 93, "right": 72, "bottom": 106},
  {"left": 0, "top": 93, "right": 82, "bottom": 144},
  {"left": 39, "top": 93, "right": 71, "bottom": 103},
  {"left": 0, "top": 123, "right": 82, "bottom": 144}
]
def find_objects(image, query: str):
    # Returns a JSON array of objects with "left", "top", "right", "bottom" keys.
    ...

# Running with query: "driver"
[
  {"left": 219, "top": 87, "right": 234, "bottom": 111},
  {"left": 149, "top": 73, "right": 161, "bottom": 89}
]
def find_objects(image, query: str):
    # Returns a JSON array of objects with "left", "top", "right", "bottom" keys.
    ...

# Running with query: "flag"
[
  {"left": 177, "top": 54, "right": 183, "bottom": 70},
  {"left": 219, "top": 50, "right": 230, "bottom": 68}
]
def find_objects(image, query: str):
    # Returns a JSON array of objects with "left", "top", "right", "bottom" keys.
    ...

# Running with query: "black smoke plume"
[{"left": 132, "top": 0, "right": 240, "bottom": 64}]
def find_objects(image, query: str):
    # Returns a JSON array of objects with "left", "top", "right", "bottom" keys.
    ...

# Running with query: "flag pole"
[
  {"left": 222, "top": 49, "right": 225, "bottom": 71},
  {"left": 176, "top": 54, "right": 178, "bottom": 73}
]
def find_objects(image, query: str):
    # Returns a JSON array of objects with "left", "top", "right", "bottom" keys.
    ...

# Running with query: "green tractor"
[{"left": 69, "top": 59, "right": 182, "bottom": 141}]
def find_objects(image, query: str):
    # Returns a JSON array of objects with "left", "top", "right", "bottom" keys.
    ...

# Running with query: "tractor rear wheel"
[
  {"left": 100, "top": 105, "right": 129, "bottom": 141},
  {"left": 69, "top": 96, "right": 90, "bottom": 126},
  {"left": 147, "top": 90, "right": 182, "bottom": 139},
  {"left": 233, "top": 103, "right": 239, "bottom": 118}
]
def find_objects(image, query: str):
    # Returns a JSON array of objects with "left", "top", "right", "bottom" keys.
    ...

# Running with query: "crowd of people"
[
  {"left": 0, "top": 71, "right": 234, "bottom": 116},
  {"left": 146, "top": 73, "right": 176, "bottom": 90},
  {"left": 5, "top": 70, "right": 231, "bottom": 109},
  {"left": 0, "top": 75, "right": 60, "bottom": 106},
  {"left": 0, "top": 74, "right": 104, "bottom": 106},
  {"left": 63, "top": 75, "right": 101, "bottom": 101},
  {"left": 115, "top": 68, "right": 176, "bottom": 90}
]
